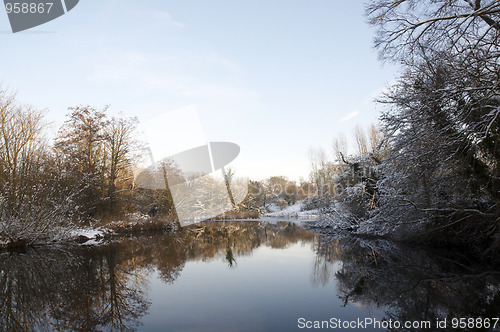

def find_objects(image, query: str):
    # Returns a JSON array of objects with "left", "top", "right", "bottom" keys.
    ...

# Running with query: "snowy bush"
[{"left": 0, "top": 188, "right": 77, "bottom": 247}]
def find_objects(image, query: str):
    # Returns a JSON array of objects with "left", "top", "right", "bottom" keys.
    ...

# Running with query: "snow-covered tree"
[
  {"left": 0, "top": 89, "right": 77, "bottom": 246},
  {"left": 360, "top": 0, "right": 500, "bottom": 254}
]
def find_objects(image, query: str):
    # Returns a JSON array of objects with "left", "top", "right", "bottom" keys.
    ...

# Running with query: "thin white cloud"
[
  {"left": 367, "top": 80, "right": 397, "bottom": 101},
  {"left": 154, "top": 11, "right": 185, "bottom": 28},
  {"left": 340, "top": 111, "right": 359, "bottom": 122},
  {"left": 82, "top": 50, "right": 257, "bottom": 99}
]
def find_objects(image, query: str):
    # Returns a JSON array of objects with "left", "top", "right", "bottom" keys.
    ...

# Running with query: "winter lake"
[{"left": 2, "top": 220, "right": 500, "bottom": 331}]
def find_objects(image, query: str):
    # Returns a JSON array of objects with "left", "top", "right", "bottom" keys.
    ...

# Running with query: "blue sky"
[{"left": 0, "top": 1, "right": 399, "bottom": 181}]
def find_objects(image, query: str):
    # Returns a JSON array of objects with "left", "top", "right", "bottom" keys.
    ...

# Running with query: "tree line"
[
  {"left": 0, "top": 92, "right": 317, "bottom": 246},
  {"left": 0, "top": 92, "right": 142, "bottom": 245}
]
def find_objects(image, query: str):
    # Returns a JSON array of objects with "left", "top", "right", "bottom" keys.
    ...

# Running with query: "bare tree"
[
  {"left": 55, "top": 105, "right": 108, "bottom": 176},
  {"left": 0, "top": 89, "right": 77, "bottom": 245},
  {"left": 354, "top": 125, "right": 368, "bottom": 156},
  {"left": 55, "top": 105, "right": 109, "bottom": 216},
  {"left": 104, "top": 115, "right": 139, "bottom": 213},
  {"left": 332, "top": 133, "right": 347, "bottom": 163},
  {"left": 221, "top": 167, "right": 236, "bottom": 208},
  {"left": 308, "top": 147, "right": 334, "bottom": 197},
  {"left": 0, "top": 90, "right": 46, "bottom": 208}
]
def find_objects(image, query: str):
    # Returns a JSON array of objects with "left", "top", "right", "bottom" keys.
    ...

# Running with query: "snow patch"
[
  {"left": 70, "top": 228, "right": 105, "bottom": 239},
  {"left": 80, "top": 238, "right": 104, "bottom": 246},
  {"left": 265, "top": 200, "right": 319, "bottom": 219},
  {"left": 69, "top": 227, "right": 109, "bottom": 246}
]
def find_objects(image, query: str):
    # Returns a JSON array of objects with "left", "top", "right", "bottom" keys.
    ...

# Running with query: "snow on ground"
[
  {"left": 264, "top": 200, "right": 319, "bottom": 219},
  {"left": 69, "top": 227, "right": 109, "bottom": 245},
  {"left": 80, "top": 238, "right": 104, "bottom": 246},
  {"left": 70, "top": 228, "right": 105, "bottom": 239}
]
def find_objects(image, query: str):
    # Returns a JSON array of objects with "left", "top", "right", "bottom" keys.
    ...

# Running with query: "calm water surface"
[{"left": 1, "top": 221, "right": 500, "bottom": 331}]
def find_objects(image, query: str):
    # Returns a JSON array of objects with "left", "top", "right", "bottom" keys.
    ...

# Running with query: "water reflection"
[
  {"left": 312, "top": 236, "right": 500, "bottom": 331},
  {"left": 0, "top": 221, "right": 313, "bottom": 331},
  {"left": 0, "top": 245, "right": 150, "bottom": 331},
  {"left": 2, "top": 222, "right": 500, "bottom": 331}
]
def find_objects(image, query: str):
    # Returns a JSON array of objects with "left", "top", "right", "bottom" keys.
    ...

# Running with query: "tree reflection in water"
[
  {"left": 5, "top": 222, "right": 498, "bottom": 332},
  {"left": 312, "top": 235, "right": 500, "bottom": 331},
  {"left": 0, "top": 245, "right": 151, "bottom": 331},
  {"left": 0, "top": 221, "right": 314, "bottom": 331}
]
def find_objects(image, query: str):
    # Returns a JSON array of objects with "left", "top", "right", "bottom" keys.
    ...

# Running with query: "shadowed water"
[{"left": 1, "top": 221, "right": 500, "bottom": 331}]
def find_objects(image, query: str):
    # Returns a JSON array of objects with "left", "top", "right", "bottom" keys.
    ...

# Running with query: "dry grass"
[
  {"left": 214, "top": 209, "right": 260, "bottom": 220},
  {"left": 102, "top": 212, "right": 179, "bottom": 234}
]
